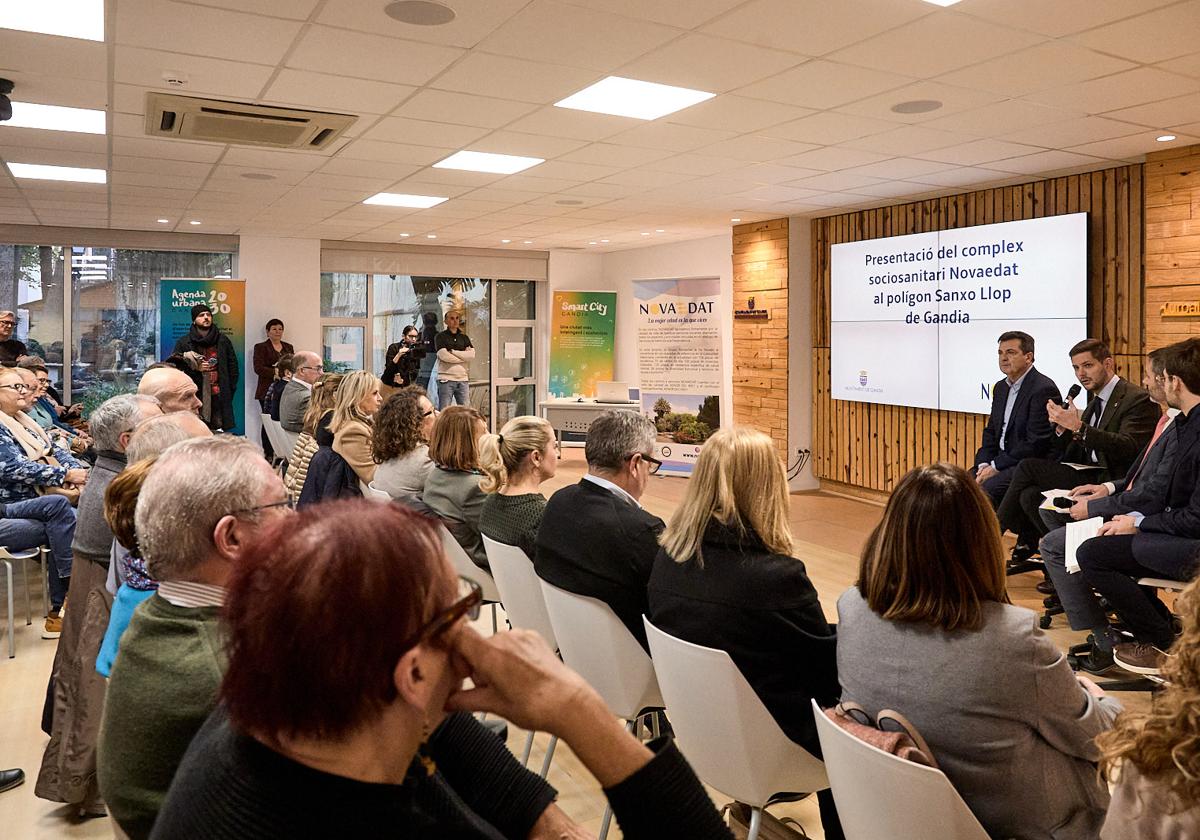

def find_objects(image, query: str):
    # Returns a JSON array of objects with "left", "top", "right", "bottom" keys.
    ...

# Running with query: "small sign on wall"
[{"left": 734, "top": 295, "right": 769, "bottom": 320}]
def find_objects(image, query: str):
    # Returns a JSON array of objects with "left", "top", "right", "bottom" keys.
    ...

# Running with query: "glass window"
[
  {"left": 323, "top": 325, "right": 364, "bottom": 373},
  {"left": 497, "top": 325, "right": 532, "bottom": 380},
  {"left": 495, "top": 280, "right": 535, "bottom": 320},
  {"left": 0, "top": 244, "right": 65, "bottom": 391},
  {"left": 71, "top": 247, "right": 233, "bottom": 411},
  {"left": 495, "top": 383, "right": 535, "bottom": 428},
  {"left": 321, "top": 272, "right": 367, "bottom": 318}
]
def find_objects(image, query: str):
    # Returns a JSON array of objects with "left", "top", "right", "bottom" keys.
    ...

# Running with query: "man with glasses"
[
  {"left": 280, "top": 351, "right": 323, "bottom": 433},
  {"left": 98, "top": 437, "right": 290, "bottom": 840},
  {"left": 0, "top": 310, "right": 27, "bottom": 366},
  {"left": 535, "top": 410, "right": 664, "bottom": 650}
]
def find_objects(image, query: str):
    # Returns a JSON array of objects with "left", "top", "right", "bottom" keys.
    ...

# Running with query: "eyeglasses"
[
  {"left": 0, "top": 383, "right": 30, "bottom": 393},
  {"left": 421, "top": 408, "right": 437, "bottom": 418},
  {"left": 0, "top": 320, "right": 15, "bottom": 327},
  {"left": 298, "top": 365, "right": 324, "bottom": 373},
  {"left": 399, "top": 575, "right": 483, "bottom": 652},
  {"left": 229, "top": 498, "right": 295, "bottom": 517},
  {"left": 625, "top": 451, "right": 662, "bottom": 475}
]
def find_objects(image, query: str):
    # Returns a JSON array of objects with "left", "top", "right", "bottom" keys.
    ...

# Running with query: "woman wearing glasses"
[
  {"left": 372, "top": 386, "right": 437, "bottom": 501},
  {"left": 151, "top": 500, "right": 733, "bottom": 839}
]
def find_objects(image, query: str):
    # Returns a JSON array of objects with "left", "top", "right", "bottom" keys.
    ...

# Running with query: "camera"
[{"left": 0, "top": 78, "right": 12, "bottom": 122}]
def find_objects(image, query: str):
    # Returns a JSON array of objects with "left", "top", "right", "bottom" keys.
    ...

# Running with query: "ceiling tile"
[
  {"left": 843, "top": 125, "right": 968, "bottom": 156},
  {"left": 111, "top": 136, "right": 226, "bottom": 163},
  {"left": 598, "top": 168, "right": 697, "bottom": 188},
  {"left": 844, "top": 180, "right": 942, "bottom": 199},
  {"left": 1068, "top": 132, "right": 1200, "bottom": 160},
  {"left": 0, "top": 74, "right": 107, "bottom": 111},
  {"left": 696, "top": 134, "right": 820, "bottom": 162},
  {"left": 639, "top": 153, "right": 745, "bottom": 176},
  {"left": 477, "top": 0, "right": 680, "bottom": 71},
  {"left": 114, "top": 46, "right": 276, "bottom": 100},
  {"left": 828, "top": 13, "right": 1043, "bottom": 79},
  {"left": 0, "top": 127, "right": 107, "bottom": 154},
  {"left": 923, "top": 99, "right": 1076, "bottom": 137},
  {"left": 522, "top": 160, "right": 621, "bottom": 181},
  {"left": 736, "top": 60, "right": 913, "bottom": 110},
  {"left": 837, "top": 81, "right": 1003, "bottom": 124},
  {"left": 1025, "top": 67, "right": 1200, "bottom": 115},
  {"left": 219, "top": 148, "right": 329, "bottom": 171},
  {"left": 287, "top": 26, "right": 464, "bottom": 86},
  {"left": 911, "top": 138, "right": 1043, "bottom": 166},
  {"left": 986, "top": 149, "right": 1109, "bottom": 175},
  {"left": 0, "top": 147, "right": 108, "bottom": 168},
  {"left": 338, "top": 140, "right": 457, "bottom": 165},
  {"left": 775, "top": 146, "right": 891, "bottom": 171},
  {"left": 116, "top": 0, "right": 302, "bottom": 64},
  {"left": 317, "top": 0, "right": 528, "bottom": 48},
  {"left": 618, "top": 34, "right": 803, "bottom": 93},
  {"left": 394, "top": 90, "right": 538, "bottom": 129},
  {"left": 842, "top": 157, "right": 957, "bottom": 180},
  {"left": 0, "top": 31, "right": 108, "bottom": 82},
  {"left": 503, "top": 107, "right": 640, "bottom": 142},
  {"left": 1071, "top": 1, "right": 1200, "bottom": 64},
  {"left": 559, "top": 144, "right": 672, "bottom": 167},
  {"left": 1000, "top": 116, "right": 1145, "bottom": 149},
  {"left": 1158, "top": 52, "right": 1200, "bottom": 79},
  {"left": 763, "top": 111, "right": 897, "bottom": 145},
  {"left": 1104, "top": 92, "right": 1200, "bottom": 131},
  {"left": 174, "top": 0, "right": 321, "bottom": 18},
  {"left": 431, "top": 53, "right": 600, "bottom": 105},
  {"left": 937, "top": 41, "right": 1135, "bottom": 97},
  {"left": 789, "top": 171, "right": 885, "bottom": 192},
  {"left": 405, "top": 167, "right": 506, "bottom": 189},
  {"left": 664, "top": 95, "right": 813, "bottom": 133},
  {"left": 905, "top": 166, "right": 1015, "bottom": 188},
  {"left": 556, "top": 0, "right": 746, "bottom": 28},
  {"left": 262, "top": 70, "right": 415, "bottom": 115},
  {"left": 358, "top": 117, "right": 491, "bottom": 149},
  {"left": 735, "top": 163, "right": 825, "bottom": 184},
  {"left": 111, "top": 155, "right": 214, "bottom": 179},
  {"left": 701, "top": 0, "right": 931, "bottom": 56},
  {"left": 605, "top": 122, "right": 737, "bottom": 152},
  {"left": 470, "top": 131, "right": 588, "bottom": 159},
  {"left": 958, "top": 0, "right": 1179, "bottom": 38}
]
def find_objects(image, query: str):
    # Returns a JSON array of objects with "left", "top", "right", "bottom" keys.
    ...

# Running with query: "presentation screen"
[{"left": 830, "top": 213, "right": 1087, "bottom": 415}]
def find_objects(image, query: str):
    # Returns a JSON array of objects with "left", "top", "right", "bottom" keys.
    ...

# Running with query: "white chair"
[
  {"left": 280, "top": 427, "right": 301, "bottom": 460},
  {"left": 811, "top": 699, "right": 988, "bottom": 840},
  {"left": 260, "top": 414, "right": 289, "bottom": 463},
  {"left": 0, "top": 545, "right": 47, "bottom": 658},
  {"left": 362, "top": 481, "right": 391, "bottom": 502},
  {"left": 643, "top": 618, "right": 828, "bottom": 840},
  {"left": 542, "top": 583, "right": 663, "bottom": 840},
  {"left": 437, "top": 523, "right": 500, "bottom": 632}
]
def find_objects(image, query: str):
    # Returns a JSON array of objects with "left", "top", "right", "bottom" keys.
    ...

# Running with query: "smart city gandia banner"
[
  {"left": 549, "top": 290, "right": 616, "bottom": 398},
  {"left": 158, "top": 279, "right": 247, "bottom": 435}
]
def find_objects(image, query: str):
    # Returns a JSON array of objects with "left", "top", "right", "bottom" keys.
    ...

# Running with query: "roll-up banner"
[
  {"left": 633, "top": 277, "right": 722, "bottom": 477},
  {"left": 158, "top": 279, "right": 247, "bottom": 435},
  {"left": 549, "top": 290, "right": 617, "bottom": 398}
]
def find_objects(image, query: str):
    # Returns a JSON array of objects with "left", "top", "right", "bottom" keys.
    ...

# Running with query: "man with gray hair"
[
  {"left": 36, "top": 393, "right": 161, "bottom": 813},
  {"left": 535, "top": 410, "right": 664, "bottom": 649},
  {"left": 98, "top": 437, "right": 288, "bottom": 840},
  {"left": 279, "top": 350, "right": 322, "bottom": 432}
]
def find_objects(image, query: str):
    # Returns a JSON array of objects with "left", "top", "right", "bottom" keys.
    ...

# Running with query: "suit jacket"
[
  {"left": 1088, "top": 416, "right": 1177, "bottom": 519},
  {"left": 1139, "top": 408, "right": 1200, "bottom": 538},
  {"left": 278, "top": 379, "right": 310, "bottom": 433},
  {"left": 331, "top": 417, "right": 375, "bottom": 485},
  {"left": 975, "top": 366, "right": 1061, "bottom": 471},
  {"left": 1058, "top": 378, "right": 1160, "bottom": 482},
  {"left": 535, "top": 479, "right": 665, "bottom": 650},
  {"left": 422, "top": 466, "right": 488, "bottom": 571},
  {"left": 647, "top": 522, "right": 838, "bottom": 755}
]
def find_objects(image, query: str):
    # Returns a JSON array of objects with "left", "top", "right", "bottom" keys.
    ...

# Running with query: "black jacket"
[
  {"left": 1057, "top": 378, "right": 1161, "bottom": 481},
  {"left": 647, "top": 522, "right": 839, "bottom": 756},
  {"left": 382, "top": 342, "right": 426, "bottom": 389},
  {"left": 173, "top": 328, "right": 239, "bottom": 427},
  {"left": 297, "top": 445, "right": 361, "bottom": 507},
  {"left": 1140, "top": 408, "right": 1200, "bottom": 538},
  {"left": 975, "top": 367, "right": 1061, "bottom": 471},
  {"left": 535, "top": 479, "right": 664, "bottom": 650}
]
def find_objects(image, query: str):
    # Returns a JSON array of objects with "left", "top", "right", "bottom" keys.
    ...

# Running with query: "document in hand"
[
  {"left": 1039, "top": 489, "right": 1074, "bottom": 512},
  {"left": 1065, "top": 517, "right": 1104, "bottom": 573}
]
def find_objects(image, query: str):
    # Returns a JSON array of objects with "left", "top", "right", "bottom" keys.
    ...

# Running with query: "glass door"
[{"left": 492, "top": 280, "right": 538, "bottom": 428}]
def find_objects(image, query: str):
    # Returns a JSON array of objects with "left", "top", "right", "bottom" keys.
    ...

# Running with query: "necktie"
[
  {"left": 1090, "top": 398, "right": 1103, "bottom": 427},
  {"left": 1127, "top": 412, "right": 1171, "bottom": 491}
]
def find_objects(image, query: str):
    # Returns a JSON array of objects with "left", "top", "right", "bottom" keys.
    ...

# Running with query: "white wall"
[
  {"left": 236, "top": 235, "right": 321, "bottom": 448},
  {"left": 788, "top": 217, "right": 818, "bottom": 490}
]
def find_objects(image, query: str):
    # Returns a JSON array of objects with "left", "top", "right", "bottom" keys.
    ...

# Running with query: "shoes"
[
  {"left": 1010, "top": 543, "right": 1038, "bottom": 563},
  {"left": 1043, "top": 595, "right": 1062, "bottom": 610},
  {"left": 42, "top": 610, "right": 62, "bottom": 639},
  {"left": 1071, "top": 646, "right": 1115, "bottom": 675},
  {"left": 1036, "top": 580, "right": 1056, "bottom": 595},
  {"left": 1113, "top": 642, "right": 1168, "bottom": 676},
  {"left": 0, "top": 768, "right": 24, "bottom": 794}
]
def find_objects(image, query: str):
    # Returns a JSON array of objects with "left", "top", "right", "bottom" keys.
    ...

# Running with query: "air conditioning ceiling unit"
[{"left": 144, "top": 93, "right": 356, "bottom": 150}]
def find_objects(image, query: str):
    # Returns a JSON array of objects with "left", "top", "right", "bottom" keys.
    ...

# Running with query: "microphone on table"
[{"left": 1062, "top": 384, "right": 1081, "bottom": 409}]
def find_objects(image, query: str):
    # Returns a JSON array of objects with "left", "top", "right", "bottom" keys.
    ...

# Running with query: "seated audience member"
[
  {"left": 330, "top": 370, "right": 383, "bottom": 486},
  {"left": 19, "top": 358, "right": 89, "bottom": 444},
  {"left": 1076, "top": 337, "right": 1200, "bottom": 676},
  {"left": 0, "top": 366, "right": 88, "bottom": 624},
  {"left": 423, "top": 405, "right": 489, "bottom": 570},
  {"left": 266, "top": 353, "right": 293, "bottom": 422},
  {"left": 535, "top": 410, "right": 664, "bottom": 649},
  {"left": 648, "top": 426, "right": 843, "bottom": 840},
  {"left": 1039, "top": 348, "right": 1178, "bottom": 674},
  {"left": 371, "top": 386, "right": 437, "bottom": 500},
  {"left": 0, "top": 497, "right": 76, "bottom": 639},
  {"left": 137, "top": 367, "right": 202, "bottom": 416},
  {"left": 283, "top": 374, "right": 341, "bottom": 502},
  {"left": 973, "top": 331, "right": 1061, "bottom": 507},
  {"left": 36, "top": 394, "right": 161, "bottom": 813},
  {"left": 998, "top": 338, "right": 1159, "bottom": 564},
  {"left": 1098, "top": 576, "right": 1200, "bottom": 839},
  {"left": 97, "top": 437, "right": 289, "bottom": 840},
  {"left": 279, "top": 351, "right": 322, "bottom": 433},
  {"left": 150, "top": 500, "right": 733, "bottom": 840},
  {"left": 478, "top": 415, "right": 556, "bottom": 559},
  {"left": 839, "top": 461, "right": 1121, "bottom": 840}
]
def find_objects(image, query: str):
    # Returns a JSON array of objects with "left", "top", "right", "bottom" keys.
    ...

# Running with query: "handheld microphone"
[
  {"left": 1052, "top": 496, "right": 1074, "bottom": 509},
  {"left": 1062, "top": 384, "right": 1081, "bottom": 408}
]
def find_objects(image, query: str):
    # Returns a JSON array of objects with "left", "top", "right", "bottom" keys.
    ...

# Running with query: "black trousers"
[
  {"left": 259, "top": 397, "right": 275, "bottom": 460},
  {"left": 1077, "top": 533, "right": 1200, "bottom": 649},
  {"left": 996, "top": 459, "right": 1103, "bottom": 544},
  {"left": 976, "top": 465, "right": 1016, "bottom": 510}
]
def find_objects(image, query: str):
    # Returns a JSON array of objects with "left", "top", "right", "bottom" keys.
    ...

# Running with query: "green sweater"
[
  {"left": 479, "top": 492, "right": 547, "bottom": 559},
  {"left": 98, "top": 594, "right": 225, "bottom": 840}
]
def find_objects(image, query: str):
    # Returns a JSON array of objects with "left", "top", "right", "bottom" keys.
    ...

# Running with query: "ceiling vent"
[{"left": 143, "top": 93, "right": 356, "bottom": 150}]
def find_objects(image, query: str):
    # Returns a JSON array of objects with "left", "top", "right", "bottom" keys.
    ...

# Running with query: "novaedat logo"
[{"left": 859, "top": 370, "right": 868, "bottom": 386}]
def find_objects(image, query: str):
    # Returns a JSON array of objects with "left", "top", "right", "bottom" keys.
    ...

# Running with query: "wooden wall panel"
[
  {"left": 812, "top": 165, "right": 1145, "bottom": 494},
  {"left": 1145, "top": 145, "right": 1200, "bottom": 351}
]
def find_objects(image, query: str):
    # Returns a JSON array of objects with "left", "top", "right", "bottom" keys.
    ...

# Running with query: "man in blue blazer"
[{"left": 974, "top": 331, "right": 1062, "bottom": 507}]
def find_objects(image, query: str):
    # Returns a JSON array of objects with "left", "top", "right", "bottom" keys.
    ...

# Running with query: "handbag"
[{"left": 38, "top": 452, "right": 82, "bottom": 506}]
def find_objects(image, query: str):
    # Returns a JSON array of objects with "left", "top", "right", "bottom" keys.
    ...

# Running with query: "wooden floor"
[{"left": 0, "top": 449, "right": 1147, "bottom": 839}]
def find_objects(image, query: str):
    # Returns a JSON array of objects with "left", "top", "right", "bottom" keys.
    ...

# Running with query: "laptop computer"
[{"left": 595, "top": 381, "right": 636, "bottom": 403}]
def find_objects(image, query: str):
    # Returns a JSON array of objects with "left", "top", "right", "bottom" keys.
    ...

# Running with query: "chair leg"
[
  {"left": 520, "top": 731, "right": 535, "bottom": 766},
  {"left": 491, "top": 603, "right": 498, "bottom": 635},
  {"left": 4, "top": 559, "right": 13, "bottom": 658},
  {"left": 41, "top": 548, "right": 50, "bottom": 617},
  {"left": 651, "top": 711, "right": 661, "bottom": 739},
  {"left": 538, "top": 735, "right": 558, "bottom": 779},
  {"left": 598, "top": 804, "right": 614, "bottom": 840},
  {"left": 747, "top": 806, "right": 763, "bottom": 840},
  {"left": 20, "top": 554, "right": 31, "bottom": 625}
]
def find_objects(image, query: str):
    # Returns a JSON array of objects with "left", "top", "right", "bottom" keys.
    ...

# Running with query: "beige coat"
[
  {"left": 283, "top": 432, "right": 318, "bottom": 501},
  {"left": 332, "top": 418, "right": 375, "bottom": 485}
]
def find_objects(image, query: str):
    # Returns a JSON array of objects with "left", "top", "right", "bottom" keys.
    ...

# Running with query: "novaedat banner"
[
  {"left": 549, "top": 290, "right": 616, "bottom": 398},
  {"left": 158, "top": 279, "right": 247, "bottom": 435}
]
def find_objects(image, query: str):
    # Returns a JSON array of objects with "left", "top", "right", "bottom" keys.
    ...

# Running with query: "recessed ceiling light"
[
  {"left": 433, "top": 150, "right": 544, "bottom": 175},
  {"left": 6, "top": 162, "right": 105, "bottom": 184},
  {"left": 731, "top": 217, "right": 741, "bottom": 222},
  {"left": 0, "top": 0, "right": 104, "bottom": 41},
  {"left": 555, "top": 199, "right": 585, "bottom": 206},
  {"left": 5, "top": 102, "right": 105, "bottom": 134},
  {"left": 500, "top": 239, "right": 511, "bottom": 243},
  {"left": 589, "top": 241, "right": 597, "bottom": 245},
  {"left": 189, "top": 220, "right": 202, "bottom": 225},
  {"left": 891, "top": 99, "right": 943, "bottom": 114},
  {"left": 555, "top": 76, "right": 715, "bottom": 121},
  {"left": 384, "top": 0, "right": 456, "bottom": 26},
  {"left": 399, "top": 233, "right": 410, "bottom": 237},
  {"left": 641, "top": 232, "right": 650, "bottom": 236},
  {"left": 426, "top": 234, "right": 437, "bottom": 239},
  {"left": 655, "top": 228, "right": 664, "bottom": 232},
  {"left": 600, "top": 239, "right": 609, "bottom": 243},
  {"left": 240, "top": 172, "right": 277, "bottom": 181},
  {"left": 1157, "top": 134, "right": 1177, "bottom": 142},
  {"left": 156, "top": 218, "right": 169, "bottom": 224},
  {"left": 363, "top": 192, "right": 448, "bottom": 208},
  {"left": 921, "top": 0, "right": 962, "bottom": 5},
  {"left": 523, "top": 240, "right": 532, "bottom": 244}
]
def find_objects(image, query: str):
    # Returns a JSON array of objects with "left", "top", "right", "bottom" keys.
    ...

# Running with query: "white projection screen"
[{"left": 830, "top": 213, "right": 1088, "bottom": 415}]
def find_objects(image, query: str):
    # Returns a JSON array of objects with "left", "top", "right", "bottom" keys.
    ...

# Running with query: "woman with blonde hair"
[
  {"left": 329, "top": 370, "right": 383, "bottom": 485},
  {"left": 478, "top": 415, "right": 556, "bottom": 558},
  {"left": 422, "top": 405, "right": 488, "bottom": 570},
  {"left": 647, "top": 425, "right": 843, "bottom": 839},
  {"left": 1099, "top": 575, "right": 1200, "bottom": 838},
  {"left": 283, "top": 373, "right": 342, "bottom": 501},
  {"left": 838, "top": 461, "right": 1120, "bottom": 840}
]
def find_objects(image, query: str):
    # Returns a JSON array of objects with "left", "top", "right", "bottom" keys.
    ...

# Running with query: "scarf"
[
  {"left": 0, "top": 408, "right": 53, "bottom": 460},
  {"left": 117, "top": 544, "right": 158, "bottom": 592},
  {"left": 187, "top": 324, "right": 220, "bottom": 348}
]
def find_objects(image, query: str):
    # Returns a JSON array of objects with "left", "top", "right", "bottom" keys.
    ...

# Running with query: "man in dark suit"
[
  {"left": 535, "top": 409, "right": 664, "bottom": 650},
  {"left": 279, "top": 351, "right": 322, "bottom": 433},
  {"left": 1038, "top": 347, "right": 1177, "bottom": 674},
  {"left": 997, "top": 338, "right": 1160, "bottom": 561},
  {"left": 973, "top": 331, "right": 1061, "bottom": 507},
  {"left": 1077, "top": 338, "right": 1200, "bottom": 675}
]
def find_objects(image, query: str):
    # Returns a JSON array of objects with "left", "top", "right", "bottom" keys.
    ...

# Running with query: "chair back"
[
  {"left": 362, "top": 481, "right": 391, "bottom": 502},
  {"left": 279, "top": 427, "right": 301, "bottom": 460},
  {"left": 541, "top": 581, "right": 661, "bottom": 721},
  {"left": 643, "top": 617, "right": 828, "bottom": 806},
  {"left": 811, "top": 699, "right": 988, "bottom": 840},
  {"left": 482, "top": 536, "right": 556, "bottom": 648},
  {"left": 438, "top": 523, "right": 500, "bottom": 602},
  {"left": 260, "top": 414, "right": 287, "bottom": 458}
]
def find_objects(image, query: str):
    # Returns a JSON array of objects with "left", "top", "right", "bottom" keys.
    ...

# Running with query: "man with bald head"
[
  {"left": 138, "top": 367, "right": 202, "bottom": 416},
  {"left": 0, "top": 310, "right": 27, "bottom": 365},
  {"left": 279, "top": 350, "right": 322, "bottom": 433}
]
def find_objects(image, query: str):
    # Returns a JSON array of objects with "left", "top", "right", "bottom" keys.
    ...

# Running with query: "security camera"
[{"left": 0, "top": 78, "right": 12, "bottom": 122}]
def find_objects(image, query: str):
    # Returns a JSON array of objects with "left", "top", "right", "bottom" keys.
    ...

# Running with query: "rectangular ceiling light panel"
[
  {"left": 555, "top": 76, "right": 715, "bottom": 121},
  {"left": 5, "top": 102, "right": 106, "bottom": 134},
  {"left": 0, "top": 0, "right": 105, "bottom": 41},
  {"left": 433, "top": 150, "right": 544, "bottom": 174},
  {"left": 7, "top": 162, "right": 107, "bottom": 183},
  {"left": 363, "top": 192, "right": 449, "bottom": 208}
]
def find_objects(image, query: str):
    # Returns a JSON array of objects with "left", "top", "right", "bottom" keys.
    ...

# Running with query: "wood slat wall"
[
  {"left": 1145, "top": 145, "right": 1200, "bottom": 349},
  {"left": 811, "top": 166, "right": 1145, "bottom": 494},
  {"left": 732, "top": 218, "right": 788, "bottom": 460}
]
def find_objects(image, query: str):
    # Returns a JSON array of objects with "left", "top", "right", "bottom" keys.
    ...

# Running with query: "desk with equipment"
[{"left": 539, "top": 382, "right": 640, "bottom": 457}]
